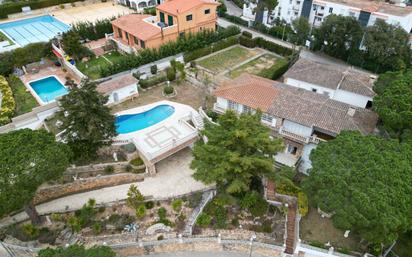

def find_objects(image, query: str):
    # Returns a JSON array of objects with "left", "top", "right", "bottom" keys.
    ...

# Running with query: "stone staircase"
[
  {"left": 191, "top": 112, "right": 204, "bottom": 130},
  {"left": 183, "top": 190, "right": 215, "bottom": 236},
  {"left": 0, "top": 242, "right": 38, "bottom": 257}
]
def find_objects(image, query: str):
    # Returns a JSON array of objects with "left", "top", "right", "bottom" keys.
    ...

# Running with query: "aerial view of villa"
[{"left": 0, "top": 0, "right": 411, "bottom": 256}]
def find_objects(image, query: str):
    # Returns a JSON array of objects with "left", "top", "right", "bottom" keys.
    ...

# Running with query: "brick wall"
[{"left": 33, "top": 173, "right": 144, "bottom": 205}]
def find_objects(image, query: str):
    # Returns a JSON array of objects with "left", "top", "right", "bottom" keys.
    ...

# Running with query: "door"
[{"left": 113, "top": 92, "right": 119, "bottom": 102}]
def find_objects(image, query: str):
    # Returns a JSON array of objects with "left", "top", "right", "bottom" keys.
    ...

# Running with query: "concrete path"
[
  {"left": 132, "top": 251, "right": 266, "bottom": 257},
  {"left": 223, "top": 0, "right": 243, "bottom": 16},
  {"left": 0, "top": 149, "right": 210, "bottom": 229}
]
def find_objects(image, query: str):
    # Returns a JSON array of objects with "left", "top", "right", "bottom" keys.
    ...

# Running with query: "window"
[
  {"left": 329, "top": 7, "right": 333, "bottom": 13},
  {"left": 134, "top": 36, "right": 139, "bottom": 45},
  {"left": 160, "top": 12, "right": 165, "bottom": 23},
  {"left": 117, "top": 28, "right": 122, "bottom": 37},
  {"left": 228, "top": 100, "right": 238, "bottom": 111},
  {"left": 140, "top": 40, "right": 145, "bottom": 49},
  {"left": 261, "top": 113, "right": 273, "bottom": 123},
  {"left": 243, "top": 105, "right": 252, "bottom": 114},
  {"left": 168, "top": 15, "right": 174, "bottom": 25},
  {"left": 186, "top": 14, "right": 193, "bottom": 21},
  {"left": 204, "top": 9, "right": 210, "bottom": 14},
  {"left": 311, "top": 88, "right": 317, "bottom": 93},
  {"left": 320, "top": 6, "right": 324, "bottom": 10},
  {"left": 125, "top": 32, "right": 129, "bottom": 40}
]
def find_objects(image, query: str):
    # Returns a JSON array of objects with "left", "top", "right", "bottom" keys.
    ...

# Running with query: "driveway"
[{"left": 0, "top": 148, "right": 210, "bottom": 228}]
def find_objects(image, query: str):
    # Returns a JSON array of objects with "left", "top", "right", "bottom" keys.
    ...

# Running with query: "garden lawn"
[
  {"left": 197, "top": 46, "right": 260, "bottom": 73},
  {"left": 76, "top": 51, "right": 124, "bottom": 80},
  {"left": 7, "top": 76, "right": 38, "bottom": 116},
  {"left": 228, "top": 54, "right": 279, "bottom": 78}
]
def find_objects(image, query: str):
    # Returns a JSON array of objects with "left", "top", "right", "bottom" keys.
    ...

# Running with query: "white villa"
[
  {"left": 213, "top": 73, "right": 378, "bottom": 172},
  {"left": 117, "top": 0, "right": 163, "bottom": 11},
  {"left": 114, "top": 100, "right": 204, "bottom": 174},
  {"left": 96, "top": 74, "right": 139, "bottom": 105},
  {"left": 283, "top": 58, "right": 376, "bottom": 109}
]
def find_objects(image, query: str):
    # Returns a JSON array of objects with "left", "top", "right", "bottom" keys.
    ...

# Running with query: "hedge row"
[
  {"left": 99, "top": 26, "right": 240, "bottom": 77},
  {"left": 275, "top": 178, "right": 308, "bottom": 216},
  {"left": 0, "top": 42, "right": 52, "bottom": 76},
  {"left": 258, "top": 58, "right": 290, "bottom": 80},
  {"left": 183, "top": 35, "right": 239, "bottom": 63},
  {"left": 0, "top": 76, "right": 16, "bottom": 125},
  {"left": 72, "top": 18, "right": 114, "bottom": 41},
  {"left": 0, "top": 0, "right": 82, "bottom": 19},
  {"left": 221, "top": 13, "right": 249, "bottom": 27},
  {"left": 139, "top": 74, "right": 167, "bottom": 89},
  {"left": 238, "top": 35, "right": 294, "bottom": 57}
]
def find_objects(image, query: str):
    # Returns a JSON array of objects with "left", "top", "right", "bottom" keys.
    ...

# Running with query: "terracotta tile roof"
[
  {"left": 315, "top": 0, "right": 412, "bottom": 16},
  {"left": 157, "top": 0, "right": 220, "bottom": 15},
  {"left": 214, "top": 74, "right": 378, "bottom": 136},
  {"left": 97, "top": 73, "right": 138, "bottom": 94},
  {"left": 111, "top": 14, "right": 161, "bottom": 41},
  {"left": 284, "top": 58, "right": 376, "bottom": 97},
  {"left": 213, "top": 73, "right": 279, "bottom": 112}
]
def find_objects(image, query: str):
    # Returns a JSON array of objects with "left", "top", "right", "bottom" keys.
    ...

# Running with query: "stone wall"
[{"left": 33, "top": 173, "right": 144, "bottom": 205}]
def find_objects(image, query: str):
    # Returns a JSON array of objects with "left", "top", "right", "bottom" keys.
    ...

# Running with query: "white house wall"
[
  {"left": 107, "top": 84, "right": 138, "bottom": 105},
  {"left": 284, "top": 78, "right": 335, "bottom": 97},
  {"left": 333, "top": 89, "right": 372, "bottom": 108},
  {"left": 216, "top": 97, "right": 228, "bottom": 109},
  {"left": 283, "top": 120, "right": 313, "bottom": 137},
  {"left": 298, "top": 143, "right": 317, "bottom": 174}
]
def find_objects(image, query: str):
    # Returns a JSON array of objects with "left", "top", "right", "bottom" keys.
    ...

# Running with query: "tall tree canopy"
[
  {"left": 373, "top": 70, "right": 412, "bottom": 140},
  {"left": 250, "top": 0, "right": 278, "bottom": 24},
  {"left": 291, "top": 17, "right": 310, "bottom": 46},
  {"left": 313, "top": 14, "right": 363, "bottom": 60},
  {"left": 58, "top": 80, "right": 117, "bottom": 162},
  {"left": 0, "top": 129, "right": 71, "bottom": 223},
  {"left": 364, "top": 20, "right": 411, "bottom": 72},
  {"left": 38, "top": 244, "right": 116, "bottom": 257},
  {"left": 191, "top": 111, "right": 283, "bottom": 193},
  {"left": 303, "top": 131, "right": 412, "bottom": 247}
]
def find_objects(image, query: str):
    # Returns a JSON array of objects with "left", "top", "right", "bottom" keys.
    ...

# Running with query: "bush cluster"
[
  {"left": 258, "top": 58, "right": 290, "bottom": 80},
  {"left": 0, "top": 0, "right": 82, "bottom": 18},
  {"left": 0, "top": 76, "right": 15, "bottom": 125},
  {"left": 275, "top": 179, "right": 308, "bottom": 216},
  {"left": 139, "top": 74, "right": 167, "bottom": 89},
  {"left": 72, "top": 18, "right": 114, "bottom": 41},
  {"left": 240, "top": 191, "right": 268, "bottom": 217},
  {"left": 99, "top": 26, "right": 240, "bottom": 77},
  {"left": 163, "top": 85, "right": 174, "bottom": 95},
  {"left": 0, "top": 42, "right": 51, "bottom": 76},
  {"left": 143, "top": 7, "right": 156, "bottom": 15},
  {"left": 183, "top": 35, "right": 239, "bottom": 63},
  {"left": 242, "top": 31, "right": 253, "bottom": 39},
  {"left": 239, "top": 35, "right": 255, "bottom": 48},
  {"left": 220, "top": 13, "right": 249, "bottom": 27}
]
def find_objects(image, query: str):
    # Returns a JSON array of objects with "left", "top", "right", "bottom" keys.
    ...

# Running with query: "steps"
[
  {"left": 183, "top": 190, "right": 215, "bottom": 236},
  {"left": 191, "top": 113, "right": 204, "bottom": 130}
]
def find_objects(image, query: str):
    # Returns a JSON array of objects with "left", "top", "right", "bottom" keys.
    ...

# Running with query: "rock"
[{"left": 145, "top": 223, "right": 171, "bottom": 235}]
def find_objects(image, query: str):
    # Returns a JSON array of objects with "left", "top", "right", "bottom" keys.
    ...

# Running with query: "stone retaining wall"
[{"left": 33, "top": 173, "right": 144, "bottom": 205}]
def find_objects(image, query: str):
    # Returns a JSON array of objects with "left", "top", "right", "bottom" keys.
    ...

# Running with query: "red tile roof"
[
  {"left": 111, "top": 14, "right": 161, "bottom": 41},
  {"left": 157, "top": 0, "right": 220, "bottom": 15},
  {"left": 213, "top": 73, "right": 279, "bottom": 112}
]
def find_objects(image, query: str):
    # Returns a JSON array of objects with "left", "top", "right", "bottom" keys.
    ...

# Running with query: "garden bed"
[
  {"left": 227, "top": 54, "right": 279, "bottom": 78},
  {"left": 7, "top": 75, "right": 39, "bottom": 116},
  {"left": 76, "top": 51, "right": 123, "bottom": 80}
]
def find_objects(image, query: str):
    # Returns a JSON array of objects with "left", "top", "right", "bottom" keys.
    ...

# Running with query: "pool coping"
[{"left": 25, "top": 75, "right": 69, "bottom": 105}]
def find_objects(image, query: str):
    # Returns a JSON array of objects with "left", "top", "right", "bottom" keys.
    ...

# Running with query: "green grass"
[
  {"left": 229, "top": 54, "right": 278, "bottom": 78},
  {"left": 7, "top": 75, "right": 38, "bottom": 116},
  {"left": 0, "top": 31, "right": 14, "bottom": 45},
  {"left": 197, "top": 46, "right": 257, "bottom": 73},
  {"left": 76, "top": 51, "right": 125, "bottom": 80}
]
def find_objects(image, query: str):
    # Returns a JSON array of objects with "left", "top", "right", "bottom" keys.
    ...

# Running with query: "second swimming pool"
[{"left": 28, "top": 76, "right": 68, "bottom": 104}]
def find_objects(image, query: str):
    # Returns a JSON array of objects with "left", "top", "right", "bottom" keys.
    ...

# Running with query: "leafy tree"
[
  {"left": 252, "top": 0, "right": 278, "bottom": 24},
  {"left": 191, "top": 110, "right": 283, "bottom": 194},
  {"left": 303, "top": 131, "right": 412, "bottom": 248},
  {"left": 290, "top": 17, "right": 310, "bottom": 45},
  {"left": 0, "top": 129, "right": 71, "bottom": 224},
  {"left": 313, "top": 14, "right": 363, "bottom": 60},
  {"left": 126, "top": 185, "right": 145, "bottom": 209},
  {"left": 373, "top": 70, "right": 412, "bottom": 140},
  {"left": 373, "top": 70, "right": 402, "bottom": 95},
  {"left": 364, "top": 20, "right": 411, "bottom": 72},
  {"left": 57, "top": 79, "right": 117, "bottom": 162},
  {"left": 37, "top": 244, "right": 116, "bottom": 257},
  {"left": 61, "top": 30, "right": 94, "bottom": 61}
]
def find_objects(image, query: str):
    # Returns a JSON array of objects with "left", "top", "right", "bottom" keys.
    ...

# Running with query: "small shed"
[{"left": 97, "top": 74, "right": 138, "bottom": 105}]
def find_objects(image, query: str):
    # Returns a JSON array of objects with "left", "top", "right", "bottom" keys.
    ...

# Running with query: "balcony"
[
  {"left": 278, "top": 127, "right": 326, "bottom": 145},
  {"left": 213, "top": 103, "right": 226, "bottom": 114}
]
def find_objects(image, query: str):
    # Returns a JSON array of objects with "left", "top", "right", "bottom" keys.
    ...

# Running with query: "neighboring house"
[
  {"left": 111, "top": 0, "right": 220, "bottom": 53},
  {"left": 117, "top": 0, "right": 163, "bottom": 11},
  {"left": 213, "top": 73, "right": 377, "bottom": 172},
  {"left": 283, "top": 58, "right": 376, "bottom": 108},
  {"left": 243, "top": 0, "right": 412, "bottom": 33},
  {"left": 96, "top": 74, "right": 139, "bottom": 105}
]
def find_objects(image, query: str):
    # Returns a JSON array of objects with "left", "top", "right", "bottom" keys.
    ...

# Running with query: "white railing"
[
  {"left": 213, "top": 103, "right": 226, "bottom": 114},
  {"left": 108, "top": 36, "right": 135, "bottom": 54},
  {"left": 279, "top": 127, "right": 310, "bottom": 144},
  {"left": 51, "top": 43, "right": 87, "bottom": 80}
]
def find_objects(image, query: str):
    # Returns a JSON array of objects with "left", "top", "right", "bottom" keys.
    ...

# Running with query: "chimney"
[
  {"left": 369, "top": 74, "right": 378, "bottom": 84},
  {"left": 347, "top": 107, "right": 356, "bottom": 117}
]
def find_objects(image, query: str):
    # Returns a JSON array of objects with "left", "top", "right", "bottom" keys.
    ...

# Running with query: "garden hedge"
[
  {"left": 259, "top": 58, "right": 289, "bottom": 80},
  {"left": 242, "top": 31, "right": 253, "bottom": 39},
  {"left": 275, "top": 178, "right": 308, "bottom": 216},
  {"left": 72, "top": 18, "right": 114, "bottom": 41},
  {"left": 139, "top": 74, "right": 167, "bottom": 89},
  {"left": 0, "top": 0, "right": 82, "bottom": 19},
  {"left": 239, "top": 35, "right": 255, "bottom": 48},
  {"left": 0, "top": 76, "right": 16, "bottom": 125}
]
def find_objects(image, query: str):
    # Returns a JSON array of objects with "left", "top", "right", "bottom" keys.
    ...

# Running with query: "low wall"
[{"left": 33, "top": 173, "right": 144, "bottom": 205}]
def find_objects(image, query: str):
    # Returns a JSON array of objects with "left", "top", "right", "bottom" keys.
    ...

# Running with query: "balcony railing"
[
  {"left": 278, "top": 127, "right": 326, "bottom": 144},
  {"left": 213, "top": 103, "right": 226, "bottom": 114}
]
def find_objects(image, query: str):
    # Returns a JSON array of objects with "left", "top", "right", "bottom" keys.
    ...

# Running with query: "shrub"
[
  {"left": 135, "top": 204, "right": 146, "bottom": 219},
  {"left": 67, "top": 216, "right": 81, "bottom": 232},
  {"left": 130, "top": 157, "right": 144, "bottom": 166},
  {"left": 242, "top": 31, "right": 253, "bottom": 39},
  {"left": 163, "top": 85, "right": 174, "bottom": 95},
  {"left": 98, "top": 206, "right": 106, "bottom": 213},
  {"left": 166, "top": 68, "right": 176, "bottom": 81},
  {"left": 139, "top": 74, "right": 167, "bottom": 89},
  {"left": 0, "top": 76, "right": 15, "bottom": 125},
  {"left": 171, "top": 199, "right": 183, "bottom": 212},
  {"left": 157, "top": 235, "right": 164, "bottom": 240},
  {"left": 143, "top": 7, "right": 156, "bottom": 15},
  {"left": 214, "top": 205, "right": 228, "bottom": 229},
  {"left": 262, "top": 220, "right": 273, "bottom": 233},
  {"left": 158, "top": 207, "right": 167, "bottom": 220},
  {"left": 188, "top": 192, "right": 203, "bottom": 208},
  {"left": 145, "top": 201, "right": 155, "bottom": 209},
  {"left": 222, "top": 13, "right": 248, "bottom": 26},
  {"left": 104, "top": 165, "right": 114, "bottom": 174},
  {"left": 231, "top": 217, "right": 239, "bottom": 227},
  {"left": 240, "top": 191, "right": 268, "bottom": 217},
  {"left": 297, "top": 192, "right": 309, "bottom": 217},
  {"left": 254, "top": 37, "right": 294, "bottom": 57},
  {"left": 258, "top": 58, "right": 289, "bottom": 80},
  {"left": 150, "top": 64, "right": 158, "bottom": 74},
  {"left": 196, "top": 213, "right": 211, "bottom": 228},
  {"left": 73, "top": 18, "right": 114, "bottom": 41},
  {"left": 239, "top": 35, "right": 256, "bottom": 48},
  {"left": 21, "top": 224, "right": 39, "bottom": 239},
  {"left": 50, "top": 213, "right": 63, "bottom": 222},
  {"left": 92, "top": 222, "right": 102, "bottom": 235}
]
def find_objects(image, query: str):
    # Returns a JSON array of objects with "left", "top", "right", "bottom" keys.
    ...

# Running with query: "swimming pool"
[
  {"left": 28, "top": 76, "right": 68, "bottom": 104},
  {"left": 115, "top": 105, "right": 175, "bottom": 134},
  {"left": 0, "top": 15, "right": 70, "bottom": 46}
]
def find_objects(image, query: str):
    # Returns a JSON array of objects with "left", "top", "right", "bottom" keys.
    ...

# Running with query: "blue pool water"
[
  {"left": 116, "top": 105, "right": 175, "bottom": 134},
  {"left": 29, "top": 76, "right": 68, "bottom": 103},
  {"left": 0, "top": 15, "right": 70, "bottom": 46}
]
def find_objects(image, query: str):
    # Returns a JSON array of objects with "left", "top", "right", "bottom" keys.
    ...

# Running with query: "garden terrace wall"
[{"left": 33, "top": 173, "right": 144, "bottom": 205}]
